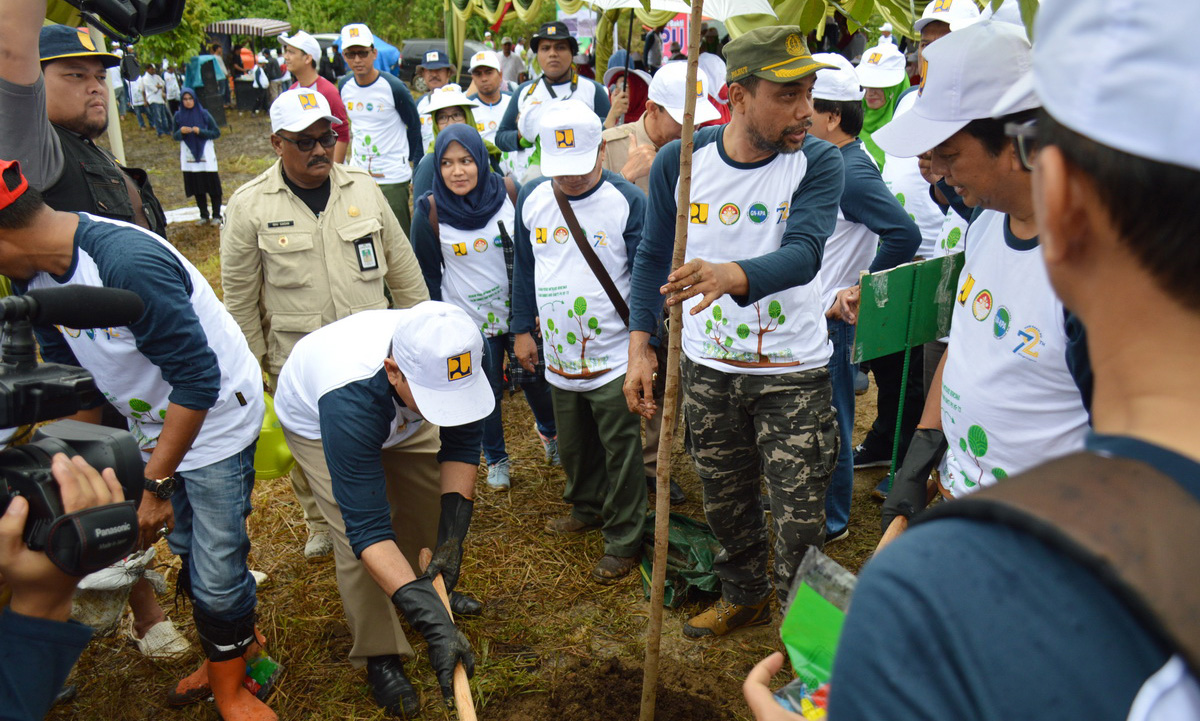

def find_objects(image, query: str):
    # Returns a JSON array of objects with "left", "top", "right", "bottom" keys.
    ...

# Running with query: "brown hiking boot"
[
  {"left": 683, "top": 598, "right": 771, "bottom": 638},
  {"left": 592, "top": 554, "right": 640, "bottom": 584},
  {"left": 545, "top": 515, "right": 601, "bottom": 534}
]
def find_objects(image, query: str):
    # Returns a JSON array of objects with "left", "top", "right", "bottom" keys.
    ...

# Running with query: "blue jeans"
[
  {"left": 824, "top": 318, "right": 856, "bottom": 535},
  {"left": 133, "top": 104, "right": 151, "bottom": 128},
  {"left": 149, "top": 102, "right": 170, "bottom": 135},
  {"left": 481, "top": 334, "right": 556, "bottom": 465},
  {"left": 167, "top": 441, "right": 258, "bottom": 622}
]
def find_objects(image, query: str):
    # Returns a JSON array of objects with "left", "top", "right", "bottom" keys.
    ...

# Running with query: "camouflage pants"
[{"left": 682, "top": 358, "right": 839, "bottom": 606}]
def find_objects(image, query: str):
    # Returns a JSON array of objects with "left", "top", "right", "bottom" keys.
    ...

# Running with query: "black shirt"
[{"left": 281, "top": 167, "right": 331, "bottom": 217}]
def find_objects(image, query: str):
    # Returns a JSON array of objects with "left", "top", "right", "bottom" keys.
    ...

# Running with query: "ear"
[
  {"left": 1035, "top": 145, "right": 1089, "bottom": 267},
  {"left": 383, "top": 357, "right": 405, "bottom": 386},
  {"left": 270, "top": 134, "right": 284, "bottom": 158},
  {"left": 727, "top": 83, "right": 746, "bottom": 114}
]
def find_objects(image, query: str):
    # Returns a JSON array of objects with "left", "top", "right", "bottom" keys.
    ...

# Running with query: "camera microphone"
[{"left": 0, "top": 286, "right": 146, "bottom": 328}]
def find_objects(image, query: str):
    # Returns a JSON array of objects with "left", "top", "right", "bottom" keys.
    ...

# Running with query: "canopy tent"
[{"left": 205, "top": 18, "right": 292, "bottom": 37}]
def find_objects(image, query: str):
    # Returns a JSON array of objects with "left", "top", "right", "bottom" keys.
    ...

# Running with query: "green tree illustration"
[
  {"left": 129, "top": 398, "right": 152, "bottom": 420},
  {"left": 958, "top": 424, "right": 1007, "bottom": 487},
  {"left": 565, "top": 296, "right": 601, "bottom": 373},
  {"left": 704, "top": 303, "right": 734, "bottom": 351},
  {"left": 945, "top": 226, "right": 963, "bottom": 250},
  {"left": 544, "top": 317, "right": 565, "bottom": 370},
  {"left": 481, "top": 311, "right": 502, "bottom": 335},
  {"left": 753, "top": 300, "right": 786, "bottom": 362}
]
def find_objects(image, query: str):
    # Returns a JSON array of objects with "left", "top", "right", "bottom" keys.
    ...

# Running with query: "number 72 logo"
[{"left": 1013, "top": 325, "right": 1042, "bottom": 359}]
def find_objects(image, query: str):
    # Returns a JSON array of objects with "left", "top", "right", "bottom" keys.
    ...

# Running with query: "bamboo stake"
[
  {"left": 638, "top": 3, "right": 705, "bottom": 721},
  {"left": 418, "top": 547, "right": 477, "bottom": 721}
]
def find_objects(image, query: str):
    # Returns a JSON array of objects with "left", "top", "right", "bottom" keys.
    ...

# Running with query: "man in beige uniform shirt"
[
  {"left": 601, "top": 61, "right": 719, "bottom": 503},
  {"left": 221, "top": 88, "right": 428, "bottom": 557}
]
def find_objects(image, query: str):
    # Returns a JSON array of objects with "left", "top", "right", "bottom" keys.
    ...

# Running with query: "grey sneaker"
[
  {"left": 487, "top": 458, "right": 511, "bottom": 489},
  {"left": 538, "top": 431, "right": 561, "bottom": 466},
  {"left": 304, "top": 529, "right": 333, "bottom": 558}
]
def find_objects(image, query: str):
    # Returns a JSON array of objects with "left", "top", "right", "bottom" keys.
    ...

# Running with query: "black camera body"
[
  {"left": 61, "top": 0, "right": 185, "bottom": 43},
  {"left": 0, "top": 287, "right": 147, "bottom": 575}
]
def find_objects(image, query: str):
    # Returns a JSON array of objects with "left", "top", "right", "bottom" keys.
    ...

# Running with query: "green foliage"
[
  {"left": 546, "top": 318, "right": 556, "bottom": 331},
  {"left": 712, "top": 305, "right": 723, "bottom": 322},
  {"left": 566, "top": 331, "right": 577, "bottom": 345},
  {"left": 736, "top": 323, "right": 751, "bottom": 340},
  {"left": 573, "top": 297, "right": 587, "bottom": 317},
  {"left": 138, "top": 0, "right": 216, "bottom": 65},
  {"left": 991, "top": 467, "right": 1009, "bottom": 480}
]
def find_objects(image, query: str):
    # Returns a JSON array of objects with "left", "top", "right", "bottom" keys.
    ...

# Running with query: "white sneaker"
[
  {"left": 304, "top": 529, "right": 334, "bottom": 558},
  {"left": 129, "top": 618, "right": 192, "bottom": 659},
  {"left": 250, "top": 570, "right": 269, "bottom": 587},
  {"left": 487, "top": 458, "right": 511, "bottom": 490}
]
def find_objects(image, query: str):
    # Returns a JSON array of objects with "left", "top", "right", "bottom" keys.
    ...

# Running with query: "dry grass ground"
[{"left": 50, "top": 112, "right": 896, "bottom": 720}]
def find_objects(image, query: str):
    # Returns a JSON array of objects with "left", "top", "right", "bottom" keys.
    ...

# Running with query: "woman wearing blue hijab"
[
  {"left": 172, "top": 87, "right": 223, "bottom": 225},
  {"left": 411, "top": 124, "right": 559, "bottom": 490}
]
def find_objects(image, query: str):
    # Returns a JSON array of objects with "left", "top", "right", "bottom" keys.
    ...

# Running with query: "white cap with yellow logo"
[
  {"left": 470, "top": 50, "right": 502, "bottom": 72},
  {"left": 340, "top": 23, "right": 375, "bottom": 50},
  {"left": 647, "top": 60, "right": 721, "bottom": 125},
  {"left": 855, "top": 43, "right": 906, "bottom": 89},
  {"left": 538, "top": 99, "right": 604, "bottom": 177},
  {"left": 390, "top": 301, "right": 493, "bottom": 427},
  {"left": 270, "top": 88, "right": 343, "bottom": 133}
]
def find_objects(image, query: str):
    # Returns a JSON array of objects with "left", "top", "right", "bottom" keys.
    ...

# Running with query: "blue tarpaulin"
[{"left": 185, "top": 55, "right": 226, "bottom": 89}]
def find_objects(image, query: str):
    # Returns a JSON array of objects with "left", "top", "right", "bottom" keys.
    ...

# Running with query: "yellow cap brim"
[
  {"left": 753, "top": 56, "right": 837, "bottom": 82},
  {"left": 41, "top": 50, "right": 120, "bottom": 68}
]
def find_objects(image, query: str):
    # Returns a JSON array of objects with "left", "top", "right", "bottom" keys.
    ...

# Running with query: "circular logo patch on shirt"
[
  {"left": 748, "top": 203, "right": 768, "bottom": 224},
  {"left": 993, "top": 306, "right": 1011, "bottom": 339},
  {"left": 972, "top": 289, "right": 993, "bottom": 321},
  {"left": 719, "top": 203, "right": 740, "bottom": 225},
  {"left": 554, "top": 226, "right": 569, "bottom": 244},
  {"left": 367, "top": 103, "right": 374, "bottom": 112},
  {"left": 474, "top": 238, "right": 489, "bottom": 253}
]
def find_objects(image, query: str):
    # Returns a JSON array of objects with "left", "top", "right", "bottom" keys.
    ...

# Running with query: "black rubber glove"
[
  {"left": 427, "top": 492, "right": 473, "bottom": 594},
  {"left": 880, "top": 428, "right": 948, "bottom": 536},
  {"left": 391, "top": 575, "right": 475, "bottom": 703}
]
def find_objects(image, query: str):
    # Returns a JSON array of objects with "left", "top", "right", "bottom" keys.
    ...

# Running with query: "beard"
[
  {"left": 747, "top": 117, "right": 811, "bottom": 155},
  {"left": 62, "top": 106, "right": 109, "bottom": 140}
]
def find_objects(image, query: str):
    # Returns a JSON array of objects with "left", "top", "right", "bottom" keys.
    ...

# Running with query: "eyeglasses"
[
  {"left": 1005, "top": 119, "right": 1039, "bottom": 172},
  {"left": 343, "top": 48, "right": 371, "bottom": 60},
  {"left": 276, "top": 132, "right": 338, "bottom": 152},
  {"left": 436, "top": 110, "right": 467, "bottom": 127}
]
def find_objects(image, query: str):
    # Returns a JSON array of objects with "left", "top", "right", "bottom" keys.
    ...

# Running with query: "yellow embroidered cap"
[{"left": 724, "top": 25, "right": 835, "bottom": 84}]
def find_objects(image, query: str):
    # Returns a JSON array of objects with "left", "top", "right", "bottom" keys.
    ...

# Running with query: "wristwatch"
[{"left": 144, "top": 475, "right": 179, "bottom": 500}]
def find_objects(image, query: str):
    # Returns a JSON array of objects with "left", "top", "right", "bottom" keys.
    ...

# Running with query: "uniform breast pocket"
[
  {"left": 82, "top": 162, "right": 134, "bottom": 220},
  {"left": 337, "top": 217, "right": 387, "bottom": 281},
  {"left": 257, "top": 231, "right": 316, "bottom": 288}
]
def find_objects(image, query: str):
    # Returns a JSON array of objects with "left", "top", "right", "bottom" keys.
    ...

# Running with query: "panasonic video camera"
[{"left": 0, "top": 286, "right": 146, "bottom": 576}]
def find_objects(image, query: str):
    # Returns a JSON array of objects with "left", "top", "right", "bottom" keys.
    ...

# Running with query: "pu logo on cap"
[
  {"left": 77, "top": 29, "right": 96, "bottom": 51},
  {"left": 696, "top": 81, "right": 704, "bottom": 96},
  {"left": 448, "top": 352, "right": 472, "bottom": 381},
  {"left": 555, "top": 129, "right": 575, "bottom": 148},
  {"left": 299, "top": 93, "right": 319, "bottom": 110},
  {"left": 548, "top": 26, "right": 558, "bottom": 35},
  {"left": 918, "top": 58, "right": 929, "bottom": 96},
  {"left": 475, "top": 52, "right": 485, "bottom": 61},
  {"left": 785, "top": 34, "right": 805, "bottom": 57},
  {"left": 867, "top": 52, "right": 882, "bottom": 65},
  {"left": 932, "top": 0, "right": 953, "bottom": 12},
  {"left": 349, "top": 28, "right": 360, "bottom": 37},
  {"left": 426, "top": 51, "right": 438, "bottom": 63}
]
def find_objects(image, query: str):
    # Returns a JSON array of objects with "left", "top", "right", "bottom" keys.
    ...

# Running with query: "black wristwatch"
[{"left": 144, "top": 475, "right": 178, "bottom": 500}]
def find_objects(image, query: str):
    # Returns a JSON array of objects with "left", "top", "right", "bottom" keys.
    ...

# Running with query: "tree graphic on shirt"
[
  {"left": 566, "top": 296, "right": 601, "bottom": 374},
  {"left": 752, "top": 300, "right": 786, "bottom": 362},
  {"left": 359, "top": 133, "right": 385, "bottom": 178},
  {"left": 959, "top": 424, "right": 1008, "bottom": 488}
]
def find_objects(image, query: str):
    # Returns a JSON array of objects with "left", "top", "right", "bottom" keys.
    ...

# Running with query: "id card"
[{"left": 355, "top": 238, "right": 379, "bottom": 271}]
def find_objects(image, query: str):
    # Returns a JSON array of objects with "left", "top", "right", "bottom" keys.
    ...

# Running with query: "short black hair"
[
  {"left": 732, "top": 75, "right": 761, "bottom": 96},
  {"left": 1038, "top": 110, "right": 1200, "bottom": 305},
  {"left": 0, "top": 166, "right": 45, "bottom": 230},
  {"left": 962, "top": 108, "right": 1038, "bottom": 157},
  {"left": 813, "top": 98, "right": 863, "bottom": 137}
]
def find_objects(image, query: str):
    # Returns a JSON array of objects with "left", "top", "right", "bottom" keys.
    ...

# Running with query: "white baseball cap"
[
  {"left": 390, "top": 302, "right": 494, "bottom": 427},
  {"left": 995, "top": 0, "right": 1200, "bottom": 173},
  {"left": 270, "top": 87, "right": 343, "bottom": 133},
  {"left": 280, "top": 31, "right": 321, "bottom": 63},
  {"left": 913, "top": 0, "right": 980, "bottom": 34},
  {"left": 855, "top": 43, "right": 906, "bottom": 88},
  {"left": 647, "top": 60, "right": 720, "bottom": 125},
  {"left": 872, "top": 21, "right": 1035, "bottom": 158},
  {"left": 881, "top": 22, "right": 893, "bottom": 32},
  {"left": 469, "top": 50, "right": 502, "bottom": 72},
  {"left": 341, "top": 23, "right": 374, "bottom": 50},
  {"left": 538, "top": 99, "right": 603, "bottom": 177},
  {"left": 422, "top": 83, "right": 481, "bottom": 115},
  {"left": 697, "top": 52, "right": 727, "bottom": 101},
  {"left": 812, "top": 53, "right": 864, "bottom": 102}
]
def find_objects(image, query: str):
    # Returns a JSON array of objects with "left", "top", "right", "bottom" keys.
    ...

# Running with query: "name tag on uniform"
[
  {"left": 355, "top": 237, "right": 379, "bottom": 271},
  {"left": 267, "top": 220, "right": 295, "bottom": 228}
]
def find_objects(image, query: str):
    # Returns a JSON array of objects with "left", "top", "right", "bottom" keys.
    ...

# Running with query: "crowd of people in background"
[{"left": 2, "top": 1, "right": 1198, "bottom": 720}]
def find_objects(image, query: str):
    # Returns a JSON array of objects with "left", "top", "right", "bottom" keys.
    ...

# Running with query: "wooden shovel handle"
[{"left": 418, "top": 548, "right": 476, "bottom": 721}]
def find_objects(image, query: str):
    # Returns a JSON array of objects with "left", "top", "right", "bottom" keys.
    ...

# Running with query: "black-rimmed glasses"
[
  {"left": 276, "top": 132, "right": 338, "bottom": 152},
  {"left": 1005, "top": 119, "right": 1038, "bottom": 172}
]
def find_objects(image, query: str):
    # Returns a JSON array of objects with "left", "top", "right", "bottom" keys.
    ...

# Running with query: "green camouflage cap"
[{"left": 725, "top": 25, "right": 835, "bottom": 84}]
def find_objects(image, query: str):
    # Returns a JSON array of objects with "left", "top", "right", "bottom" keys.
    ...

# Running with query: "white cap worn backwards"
[
  {"left": 873, "top": 21, "right": 1035, "bottom": 158},
  {"left": 390, "top": 301, "right": 493, "bottom": 427}
]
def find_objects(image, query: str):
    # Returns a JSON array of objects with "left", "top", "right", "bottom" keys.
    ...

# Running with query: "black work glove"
[
  {"left": 880, "top": 428, "right": 948, "bottom": 536},
  {"left": 391, "top": 575, "right": 476, "bottom": 703},
  {"left": 426, "top": 492, "right": 473, "bottom": 594}
]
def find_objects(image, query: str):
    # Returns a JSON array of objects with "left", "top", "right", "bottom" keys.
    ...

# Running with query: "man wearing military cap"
[
  {"left": 627, "top": 25, "right": 844, "bottom": 638},
  {"left": 0, "top": 10, "right": 166, "bottom": 237}
]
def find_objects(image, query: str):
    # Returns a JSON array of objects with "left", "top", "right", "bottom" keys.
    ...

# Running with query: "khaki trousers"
[
  {"left": 283, "top": 423, "right": 441, "bottom": 667},
  {"left": 270, "top": 373, "right": 329, "bottom": 534}
]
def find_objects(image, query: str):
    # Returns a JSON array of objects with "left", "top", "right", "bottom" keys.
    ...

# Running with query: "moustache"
[{"left": 307, "top": 157, "right": 331, "bottom": 168}]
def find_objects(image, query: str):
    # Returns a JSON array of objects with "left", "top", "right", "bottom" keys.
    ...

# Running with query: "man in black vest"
[{"left": 0, "top": 10, "right": 166, "bottom": 238}]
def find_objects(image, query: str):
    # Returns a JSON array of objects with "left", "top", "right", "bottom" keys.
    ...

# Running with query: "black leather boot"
[{"left": 365, "top": 655, "right": 419, "bottom": 718}]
